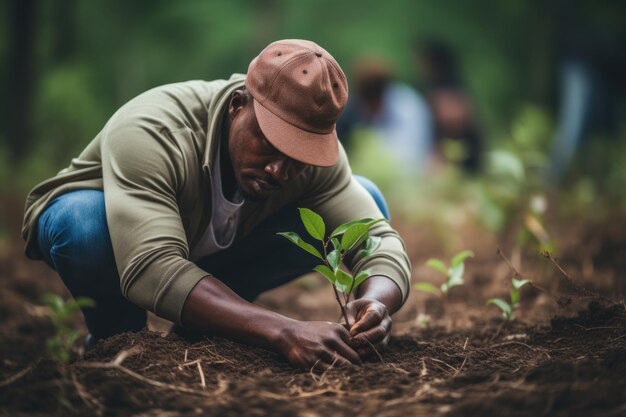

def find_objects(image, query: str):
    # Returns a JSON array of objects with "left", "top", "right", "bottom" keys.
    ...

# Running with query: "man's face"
[{"left": 227, "top": 92, "right": 307, "bottom": 201}]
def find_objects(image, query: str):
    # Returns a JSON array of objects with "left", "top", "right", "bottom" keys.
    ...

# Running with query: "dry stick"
[
  {"left": 497, "top": 248, "right": 548, "bottom": 293},
  {"left": 79, "top": 350, "right": 212, "bottom": 397},
  {"left": 364, "top": 339, "right": 385, "bottom": 364},
  {"left": 70, "top": 370, "right": 104, "bottom": 416},
  {"left": 453, "top": 355, "right": 469, "bottom": 376},
  {"left": 541, "top": 251, "right": 614, "bottom": 303},
  {"left": 0, "top": 362, "right": 37, "bottom": 388},
  {"left": 196, "top": 362, "right": 206, "bottom": 389}
]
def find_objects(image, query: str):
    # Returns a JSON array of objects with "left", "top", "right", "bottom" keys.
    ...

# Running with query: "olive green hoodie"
[{"left": 22, "top": 74, "right": 411, "bottom": 324}]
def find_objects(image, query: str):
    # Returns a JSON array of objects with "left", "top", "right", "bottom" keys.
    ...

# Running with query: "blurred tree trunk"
[{"left": 6, "top": 0, "right": 37, "bottom": 165}]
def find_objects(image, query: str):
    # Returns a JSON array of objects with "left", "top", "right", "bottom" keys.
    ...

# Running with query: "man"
[{"left": 22, "top": 40, "right": 411, "bottom": 369}]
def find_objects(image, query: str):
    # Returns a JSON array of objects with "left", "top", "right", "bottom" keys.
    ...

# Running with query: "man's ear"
[{"left": 227, "top": 89, "right": 248, "bottom": 120}]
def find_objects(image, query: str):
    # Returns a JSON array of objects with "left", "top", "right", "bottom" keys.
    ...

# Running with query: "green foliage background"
[{"left": 1, "top": 0, "right": 625, "bottom": 222}]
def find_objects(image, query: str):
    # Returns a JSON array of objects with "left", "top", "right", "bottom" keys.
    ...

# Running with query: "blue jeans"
[{"left": 37, "top": 176, "right": 389, "bottom": 340}]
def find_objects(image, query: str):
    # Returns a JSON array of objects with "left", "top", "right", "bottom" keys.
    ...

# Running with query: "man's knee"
[
  {"left": 41, "top": 190, "right": 113, "bottom": 266},
  {"left": 353, "top": 175, "right": 390, "bottom": 220}
]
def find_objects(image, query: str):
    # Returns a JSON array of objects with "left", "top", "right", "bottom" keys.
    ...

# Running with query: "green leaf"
[
  {"left": 353, "top": 269, "right": 371, "bottom": 289},
  {"left": 330, "top": 218, "right": 375, "bottom": 238},
  {"left": 487, "top": 298, "right": 512, "bottom": 320},
  {"left": 340, "top": 223, "right": 369, "bottom": 252},
  {"left": 314, "top": 265, "right": 337, "bottom": 286},
  {"left": 414, "top": 282, "right": 441, "bottom": 295},
  {"left": 331, "top": 237, "right": 342, "bottom": 253},
  {"left": 512, "top": 278, "right": 530, "bottom": 290},
  {"left": 359, "top": 236, "right": 382, "bottom": 257},
  {"left": 42, "top": 294, "right": 65, "bottom": 314},
  {"left": 451, "top": 250, "right": 475, "bottom": 267},
  {"left": 510, "top": 289, "right": 520, "bottom": 306},
  {"left": 334, "top": 269, "right": 353, "bottom": 293},
  {"left": 277, "top": 232, "right": 323, "bottom": 259},
  {"left": 74, "top": 297, "right": 96, "bottom": 308},
  {"left": 327, "top": 249, "right": 341, "bottom": 272},
  {"left": 447, "top": 263, "right": 465, "bottom": 288},
  {"left": 426, "top": 259, "right": 447, "bottom": 275},
  {"left": 298, "top": 208, "right": 326, "bottom": 241}
]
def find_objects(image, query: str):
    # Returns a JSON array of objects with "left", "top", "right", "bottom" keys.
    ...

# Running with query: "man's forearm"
[
  {"left": 355, "top": 275, "right": 403, "bottom": 314},
  {"left": 181, "top": 275, "right": 295, "bottom": 351}
]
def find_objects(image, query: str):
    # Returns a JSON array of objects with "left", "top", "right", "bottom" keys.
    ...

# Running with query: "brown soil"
[{"left": 1, "top": 199, "right": 626, "bottom": 417}]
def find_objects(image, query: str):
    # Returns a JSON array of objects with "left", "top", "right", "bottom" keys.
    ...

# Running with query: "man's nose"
[{"left": 265, "top": 158, "right": 290, "bottom": 181}]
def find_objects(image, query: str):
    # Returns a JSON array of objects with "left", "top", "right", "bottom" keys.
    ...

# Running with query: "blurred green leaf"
[
  {"left": 512, "top": 278, "right": 530, "bottom": 290},
  {"left": 447, "top": 263, "right": 465, "bottom": 289},
  {"left": 426, "top": 259, "right": 447, "bottom": 275},
  {"left": 414, "top": 282, "right": 441, "bottom": 295},
  {"left": 451, "top": 250, "right": 474, "bottom": 267},
  {"left": 487, "top": 298, "right": 512, "bottom": 320}
]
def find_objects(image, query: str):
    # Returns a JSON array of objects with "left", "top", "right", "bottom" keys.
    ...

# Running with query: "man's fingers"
[
  {"left": 350, "top": 308, "right": 384, "bottom": 335},
  {"left": 352, "top": 317, "right": 391, "bottom": 346},
  {"left": 328, "top": 334, "right": 362, "bottom": 364}
]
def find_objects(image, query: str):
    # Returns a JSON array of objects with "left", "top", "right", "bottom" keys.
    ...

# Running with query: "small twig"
[
  {"left": 425, "top": 357, "right": 457, "bottom": 373},
  {"left": 79, "top": 350, "right": 211, "bottom": 397},
  {"left": 196, "top": 362, "right": 206, "bottom": 389},
  {"left": 463, "top": 337, "right": 469, "bottom": 351},
  {"left": 573, "top": 324, "right": 622, "bottom": 331},
  {"left": 541, "top": 251, "right": 614, "bottom": 302},
  {"left": 70, "top": 370, "right": 104, "bottom": 416},
  {"left": 0, "top": 362, "right": 38, "bottom": 388},
  {"left": 490, "top": 340, "right": 537, "bottom": 350},
  {"left": 309, "top": 360, "right": 322, "bottom": 382},
  {"left": 490, "top": 341, "right": 551, "bottom": 359},
  {"left": 184, "top": 349, "right": 188, "bottom": 362},
  {"left": 364, "top": 339, "right": 384, "bottom": 363},
  {"left": 420, "top": 359, "right": 428, "bottom": 377},
  {"left": 497, "top": 248, "right": 522, "bottom": 278},
  {"left": 318, "top": 356, "right": 338, "bottom": 384},
  {"left": 453, "top": 355, "right": 469, "bottom": 376}
]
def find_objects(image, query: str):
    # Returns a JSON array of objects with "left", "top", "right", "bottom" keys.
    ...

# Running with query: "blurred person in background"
[
  {"left": 337, "top": 56, "right": 433, "bottom": 174},
  {"left": 416, "top": 39, "right": 483, "bottom": 174},
  {"left": 547, "top": 0, "right": 626, "bottom": 182}
]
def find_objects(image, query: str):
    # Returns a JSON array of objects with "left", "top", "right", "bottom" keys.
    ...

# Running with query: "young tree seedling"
[
  {"left": 414, "top": 250, "right": 474, "bottom": 298},
  {"left": 487, "top": 278, "right": 530, "bottom": 321},
  {"left": 42, "top": 293, "right": 95, "bottom": 363},
  {"left": 278, "top": 208, "right": 385, "bottom": 329}
]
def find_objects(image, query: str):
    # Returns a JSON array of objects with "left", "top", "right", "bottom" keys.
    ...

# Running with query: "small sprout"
[
  {"left": 42, "top": 294, "right": 95, "bottom": 363},
  {"left": 278, "top": 208, "right": 386, "bottom": 329},
  {"left": 414, "top": 250, "right": 474, "bottom": 297},
  {"left": 487, "top": 277, "right": 530, "bottom": 321}
]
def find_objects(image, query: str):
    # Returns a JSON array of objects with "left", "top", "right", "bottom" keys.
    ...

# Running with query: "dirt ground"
[{"left": 1, "top": 196, "right": 625, "bottom": 417}]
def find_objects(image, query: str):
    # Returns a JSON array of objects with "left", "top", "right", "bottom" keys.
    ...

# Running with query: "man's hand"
[
  {"left": 346, "top": 298, "right": 392, "bottom": 360},
  {"left": 277, "top": 320, "right": 361, "bottom": 370}
]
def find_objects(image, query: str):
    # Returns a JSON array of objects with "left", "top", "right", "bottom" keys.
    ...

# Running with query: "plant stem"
[{"left": 333, "top": 285, "right": 350, "bottom": 330}]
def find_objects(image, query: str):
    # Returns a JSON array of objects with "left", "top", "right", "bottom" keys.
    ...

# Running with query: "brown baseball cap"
[{"left": 245, "top": 39, "right": 348, "bottom": 167}]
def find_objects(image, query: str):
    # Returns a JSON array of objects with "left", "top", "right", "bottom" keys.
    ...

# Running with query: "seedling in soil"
[
  {"left": 42, "top": 294, "right": 95, "bottom": 363},
  {"left": 414, "top": 250, "right": 475, "bottom": 297},
  {"left": 487, "top": 278, "right": 530, "bottom": 321},
  {"left": 278, "top": 208, "right": 385, "bottom": 329}
]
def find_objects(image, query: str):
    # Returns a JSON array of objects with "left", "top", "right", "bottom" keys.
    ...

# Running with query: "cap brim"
[{"left": 253, "top": 99, "right": 339, "bottom": 167}]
